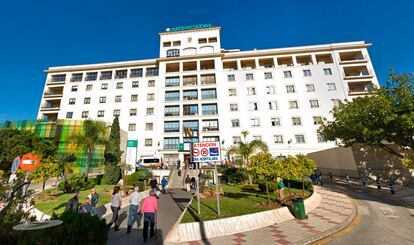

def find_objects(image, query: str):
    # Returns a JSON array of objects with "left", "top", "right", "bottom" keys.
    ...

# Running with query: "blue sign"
[
  {"left": 209, "top": 147, "right": 219, "bottom": 156},
  {"left": 11, "top": 156, "right": 20, "bottom": 174}
]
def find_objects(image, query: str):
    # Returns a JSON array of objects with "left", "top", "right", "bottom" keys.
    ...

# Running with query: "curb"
[{"left": 164, "top": 195, "right": 195, "bottom": 245}]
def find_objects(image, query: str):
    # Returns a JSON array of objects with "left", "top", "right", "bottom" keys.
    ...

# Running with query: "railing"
[
  {"left": 339, "top": 55, "right": 368, "bottom": 63},
  {"left": 203, "top": 127, "right": 219, "bottom": 132}
]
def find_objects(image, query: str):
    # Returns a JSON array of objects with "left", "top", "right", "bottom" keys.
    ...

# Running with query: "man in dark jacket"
[
  {"left": 65, "top": 192, "right": 80, "bottom": 212},
  {"left": 150, "top": 176, "right": 158, "bottom": 190}
]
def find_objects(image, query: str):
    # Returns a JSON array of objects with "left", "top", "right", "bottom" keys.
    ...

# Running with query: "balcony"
[
  {"left": 240, "top": 59, "right": 256, "bottom": 70},
  {"left": 183, "top": 75, "right": 197, "bottom": 86},
  {"left": 44, "top": 89, "right": 63, "bottom": 98},
  {"left": 277, "top": 56, "right": 294, "bottom": 67},
  {"left": 296, "top": 55, "right": 313, "bottom": 66},
  {"left": 41, "top": 113, "right": 58, "bottom": 122},
  {"left": 202, "top": 126, "right": 219, "bottom": 132},
  {"left": 223, "top": 61, "right": 238, "bottom": 71},
  {"left": 339, "top": 51, "right": 368, "bottom": 64},
  {"left": 200, "top": 74, "right": 216, "bottom": 85},
  {"left": 183, "top": 61, "right": 197, "bottom": 72},
  {"left": 343, "top": 66, "right": 373, "bottom": 79},
  {"left": 200, "top": 60, "right": 215, "bottom": 70},
  {"left": 315, "top": 54, "right": 333, "bottom": 64},
  {"left": 258, "top": 58, "right": 275, "bottom": 69},
  {"left": 166, "top": 63, "right": 179, "bottom": 73},
  {"left": 348, "top": 81, "right": 374, "bottom": 95},
  {"left": 40, "top": 103, "right": 60, "bottom": 111}
]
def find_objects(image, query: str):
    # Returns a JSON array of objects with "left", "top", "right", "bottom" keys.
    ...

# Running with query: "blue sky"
[{"left": 0, "top": 0, "right": 413, "bottom": 121}]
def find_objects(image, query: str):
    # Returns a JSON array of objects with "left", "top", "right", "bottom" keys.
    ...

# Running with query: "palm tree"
[
  {"left": 70, "top": 120, "right": 108, "bottom": 180},
  {"left": 227, "top": 130, "right": 268, "bottom": 183}
]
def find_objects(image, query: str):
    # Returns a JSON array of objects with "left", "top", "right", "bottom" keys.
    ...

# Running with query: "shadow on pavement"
[{"left": 107, "top": 227, "right": 163, "bottom": 245}]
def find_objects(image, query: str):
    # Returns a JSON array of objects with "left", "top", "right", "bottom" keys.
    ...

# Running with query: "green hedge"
[
  {"left": 222, "top": 168, "right": 248, "bottom": 184},
  {"left": 58, "top": 174, "right": 98, "bottom": 193},
  {"left": 127, "top": 168, "right": 152, "bottom": 188},
  {"left": 240, "top": 184, "right": 259, "bottom": 192}
]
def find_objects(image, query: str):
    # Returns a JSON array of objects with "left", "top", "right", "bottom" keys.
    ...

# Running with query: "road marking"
[
  {"left": 357, "top": 205, "right": 370, "bottom": 216},
  {"left": 380, "top": 207, "right": 399, "bottom": 219}
]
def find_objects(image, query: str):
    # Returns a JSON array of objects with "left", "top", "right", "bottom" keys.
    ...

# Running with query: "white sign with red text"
[{"left": 192, "top": 141, "right": 221, "bottom": 163}]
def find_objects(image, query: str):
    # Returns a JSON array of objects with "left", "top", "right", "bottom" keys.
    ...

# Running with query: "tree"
[
  {"left": 104, "top": 116, "right": 122, "bottom": 184},
  {"left": 250, "top": 152, "right": 281, "bottom": 205},
  {"left": 296, "top": 154, "right": 317, "bottom": 195},
  {"left": 118, "top": 161, "right": 132, "bottom": 190},
  {"left": 227, "top": 130, "right": 268, "bottom": 183},
  {"left": 30, "top": 156, "right": 61, "bottom": 199},
  {"left": 70, "top": 120, "right": 108, "bottom": 180},
  {"left": 319, "top": 71, "right": 414, "bottom": 169},
  {"left": 280, "top": 156, "right": 302, "bottom": 199},
  {"left": 0, "top": 128, "right": 56, "bottom": 173}
]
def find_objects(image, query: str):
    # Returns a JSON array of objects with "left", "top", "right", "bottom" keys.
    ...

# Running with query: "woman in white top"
[{"left": 107, "top": 186, "right": 122, "bottom": 231}]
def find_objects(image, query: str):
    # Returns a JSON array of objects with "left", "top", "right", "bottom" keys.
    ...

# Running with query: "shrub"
[
  {"left": 241, "top": 184, "right": 259, "bottom": 192},
  {"left": 16, "top": 211, "right": 108, "bottom": 245},
  {"left": 257, "top": 181, "right": 278, "bottom": 192},
  {"left": 58, "top": 174, "right": 85, "bottom": 193},
  {"left": 127, "top": 169, "right": 151, "bottom": 189},
  {"left": 222, "top": 168, "right": 248, "bottom": 184},
  {"left": 100, "top": 176, "right": 108, "bottom": 185},
  {"left": 104, "top": 164, "right": 121, "bottom": 185},
  {"left": 283, "top": 179, "right": 313, "bottom": 191}
]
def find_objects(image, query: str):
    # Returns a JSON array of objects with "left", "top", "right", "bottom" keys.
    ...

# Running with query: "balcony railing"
[
  {"left": 339, "top": 55, "right": 368, "bottom": 64},
  {"left": 44, "top": 91, "right": 63, "bottom": 97},
  {"left": 343, "top": 69, "right": 374, "bottom": 79},
  {"left": 203, "top": 126, "right": 219, "bottom": 132},
  {"left": 164, "top": 112, "right": 180, "bottom": 117}
]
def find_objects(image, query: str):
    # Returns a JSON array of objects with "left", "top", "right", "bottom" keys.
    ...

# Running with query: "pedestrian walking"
[
  {"left": 150, "top": 176, "right": 158, "bottom": 190},
  {"left": 127, "top": 186, "right": 142, "bottom": 234},
  {"left": 87, "top": 188, "right": 99, "bottom": 216},
  {"left": 329, "top": 172, "right": 333, "bottom": 180},
  {"left": 389, "top": 181, "right": 396, "bottom": 195},
  {"left": 65, "top": 191, "right": 80, "bottom": 213},
  {"left": 317, "top": 173, "right": 323, "bottom": 186},
  {"left": 310, "top": 173, "right": 316, "bottom": 185},
  {"left": 78, "top": 197, "right": 92, "bottom": 214},
  {"left": 161, "top": 177, "right": 168, "bottom": 194},
  {"left": 361, "top": 175, "right": 366, "bottom": 186},
  {"left": 142, "top": 189, "right": 158, "bottom": 242},
  {"left": 376, "top": 177, "right": 382, "bottom": 189},
  {"left": 107, "top": 186, "right": 122, "bottom": 231},
  {"left": 177, "top": 159, "right": 181, "bottom": 170},
  {"left": 278, "top": 178, "right": 285, "bottom": 203},
  {"left": 345, "top": 174, "right": 350, "bottom": 183},
  {"left": 191, "top": 176, "right": 196, "bottom": 189},
  {"left": 185, "top": 175, "right": 191, "bottom": 192},
  {"left": 178, "top": 169, "right": 182, "bottom": 176}
]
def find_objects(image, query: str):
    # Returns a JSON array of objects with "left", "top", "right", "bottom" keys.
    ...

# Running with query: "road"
[{"left": 323, "top": 181, "right": 414, "bottom": 244}]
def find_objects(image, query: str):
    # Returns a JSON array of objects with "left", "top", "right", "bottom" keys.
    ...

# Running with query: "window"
[
  {"left": 51, "top": 74, "right": 66, "bottom": 82},
  {"left": 233, "top": 136, "right": 242, "bottom": 144},
  {"left": 246, "top": 73, "right": 254, "bottom": 80},
  {"left": 183, "top": 120, "right": 199, "bottom": 132},
  {"left": 306, "top": 84, "right": 315, "bottom": 92},
  {"left": 228, "top": 88, "right": 237, "bottom": 96},
  {"left": 271, "top": 117, "right": 281, "bottom": 126},
  {"left": 147, "top": 93, "right": 155, "bottom": 101},
  {"left": 145, "top": 139, "right": 153, "bottom": 147},
  {"left": 166, "top": 49, "right": 180, "bottom": 57},
  {"left": 130, "top": 69, "right": 143, "bottom": 78},
  {"left": 268, "top": 101, "right": 278, "bottom": 110},
  {"left": 230, "top": 103, "right": 238, "bottom": 111},
  {"left": 201, "top": 89, "right": 216, "bottom": 99},
  {"left": 86, "top": 84, "right": 93, "bottom": 91},
  {"left": 71, "top": 85, "right": 78, "bottom": 92},
  {"left": 66, "top": 112, "right": 73, "bottom": 119},
  {"left": 69, "top": 98, "right": 76, "bottom": 105},
  {"left": 249, "top": 102, "right": 258, "bottom": 111},
  {"left": 266, "top": 86, "right": 276, "bottom": 94},
  {"left": 113, "top": 109, "right": 120, "bottom": 116},
  {"left": 303, "top": 69, "right": 312, "bottom": 77},
  {"left": 99, "top": 96, "right": 106, "bottom": 103},
  {"left": 97, "top": 110, "right": 104, "bottom": 118},
  {"left": 132, "top": 81, "right": 139, "bottom": 88},
  {"left": 101, "top": 83, "right": 108, "bottom": 90},
  {"left": 310, "top": 100, "right": 319, "bottom": 108},
  {"left": 231, "top": 119, "right": 240, "bottom": 128},
  {"left": 264, "top": 72, "right": 272, "bottom": 79},
  {"left": 201, "top": 74, "right": 216, "bottom": 85},
  {"left": 327, "top": 83, "right": 337, "bottom": 91},
  {"left": 164, "top": 106, "right": 179, "bottom": 116},
  {"left": 146, "top": 107, "right": 154, "bottom": 115},
  {"left": 71, "top": 73, "right": 83, "bottom": 82},
  {"left": 208, "top": 37, "right": 217, "bottom": 43},
  {"left": 81, "top": 111, "right": 89, "bottom": 118},
  {"left": 130, "top": 108, "right": 137, "bottom": 116},
  {"left": 253, "top": 136, "right": 262, "bottom": 141},
  {"left": 313, "top": 116, "right": 323, "bottom": 125},
  {"left": 164, "top": 137, "right": 179, "bottom": 150},
  {"left": 116, "top": 82, "right": 123, "bottom": 89},
  {"left": 164, "top": 121, "right": 180, "bottom": 132},
  {"left": 128, "top": 123, "right": 136, "bottom": 131},
  {"left": 203, "top": 136, "right": 220, "bottom": 142},
  {"left": 228, "top": 74, "right": 235, "bottom": 81},
  {"left": 148, "top": 80, "right": 155, "bottom": 87},
  {"left": 165, "top": 91, "right": 180, "bottom": 101},
  {"left": 173, "top": 41, "right": 181, "bottom": 46},
  {"left": 165, "top": 76, "right": 180, "bottom": 87},
  {"left": 283, "top": 71, "right": 292, "bottom": 78},
  {"left": 317, "top": 134, "right": 326, "bottom": 143},
  {"left": 332, "top": 99, "right": 341, "bottom": 107},
  {"left": 286, "top": 85, "right": 296, "bottom": 93},
  {"left": 183, "top": 104, "right": 198, "bottom": 115},
  {"left": 84, "top": 97, "right": 91, "bottom": 104},
  {"left": 115, "top": 96, "right": 122, "bottom": 103},
  {"left": 289, "top": 100, "right": 299, "bottom": 109},
  {"left": 130, "top": 94, "right": 138, "bottom": 102},
  {"left": 146, "top": 67, "right": 159, "bottom": 76},
  {"left": 100, "top": 71, "right": 112, "bottom": 80},
  {"left": 274, "top": 135, "right": 283, "bottom": 144},
  {"left": 251, "top": 118, "right": 260, "bottom": 127},
  {"left": 202, "top": 104, "right": 218, "bottom": 115},
  {"left": 163, "top": 42, "right": 171, "bottom": 47},
  {"left": 115, "top": 70, "right": 127, "bottom": 79},
  {"left": 183, "top": 90, "right": 198, "bottom": 100},
  {"left": 323, "top": 68, "right": 332, "bottom": 75},
  {"left": 198, "top": 38, "right": 207, "bottom": 44},
  {"left": 85, "top": 72, "right": 97, "bottom": 81},
  {"left": 145, "top": 123, "right": 153, "bottom": 131},
  {"left": 247, "top": 87, "right": 256, "bottom": 95},
  {"left": 295, "top": 135, "right": 306, "bottom": 143},
  {"left": 292, "top": 117, "right": 302, "bottom": 126}
]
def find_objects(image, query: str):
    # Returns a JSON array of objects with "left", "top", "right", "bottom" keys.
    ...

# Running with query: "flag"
[
  {"left": 183, "top": 126, "right": 188, "bottom": 137},
  {"left": 187, "top": 128, "right": 193, "bottom": 137}
]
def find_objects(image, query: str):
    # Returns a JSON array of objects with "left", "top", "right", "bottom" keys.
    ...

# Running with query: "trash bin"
[{"left": 291, "top": 198, "right": 307, "bottom": 219}]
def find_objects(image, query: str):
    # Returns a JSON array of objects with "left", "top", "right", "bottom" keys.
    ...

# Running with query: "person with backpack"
[
  {"left": 65, "top": 191, "right": 80, "bottom": 213},
  {"left": 127, "top": 186, "right": 142, "bottom": 234},
  {"left": 142, "top": 189, "right": 158, "bottom": 242},
  {"left": 107, "top": 186, "right": 122, "bottom": 231}
]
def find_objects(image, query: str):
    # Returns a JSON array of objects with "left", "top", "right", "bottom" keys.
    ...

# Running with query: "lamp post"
[{"left": 287, "top": 139, "right": 292, "bottom": 156}]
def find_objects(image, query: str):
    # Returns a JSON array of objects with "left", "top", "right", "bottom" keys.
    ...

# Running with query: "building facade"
[{"left": 37, "top": 25, "right": 379, "bottom": 167}]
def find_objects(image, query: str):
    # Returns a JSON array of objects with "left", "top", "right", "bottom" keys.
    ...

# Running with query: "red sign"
[
  {"left": 193, "top": 148, "right": 200, "bottom": 157},
  {"left": 19, "top": 153, "right": 40, "bottom": 172},
  {"left": 201, "top": 148, "right": 209, "bottom": 156}
]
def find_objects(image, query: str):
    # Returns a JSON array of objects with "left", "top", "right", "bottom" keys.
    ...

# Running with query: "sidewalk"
[
  {"left": 107, "top": 188, "right": 193, "bottom": 245},
  {"left": 178, "top": 186, "right": 356, "bottom": 245}
]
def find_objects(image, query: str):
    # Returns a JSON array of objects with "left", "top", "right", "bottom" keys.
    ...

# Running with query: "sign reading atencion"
[{"left": 192, "top": 141, "right": 221, "bottom": 163}]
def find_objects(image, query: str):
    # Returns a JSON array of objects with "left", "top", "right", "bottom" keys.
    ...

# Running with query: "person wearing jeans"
[
  {"left": 107, "top": 186, "right": 122, "bottom": 231},
  {"left": 142, "top": 189, "right": 158, "bottom": 242},
  {"left": 127, "top": 186, "right": 142, "bottom": 234}
]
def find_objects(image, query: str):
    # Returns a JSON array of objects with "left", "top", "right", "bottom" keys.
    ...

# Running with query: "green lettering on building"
[
  {"left": 166, "top": 24, "right": 214, "bottom": 32},
  {"left": 127, "top": 140, "right": 138, "bottom": 148}
]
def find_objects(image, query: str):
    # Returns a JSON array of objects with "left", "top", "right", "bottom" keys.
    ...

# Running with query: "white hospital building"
[{"left": 37, "top": 24, "right": 379, "bottom": 166}]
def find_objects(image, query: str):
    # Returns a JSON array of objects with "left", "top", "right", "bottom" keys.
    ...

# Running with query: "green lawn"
[
  {"left": 181, "top": 185, "right": 311, "bottom": 223},
  {"left": 34, "top": 185, "right": 115, "bottom": 215}
]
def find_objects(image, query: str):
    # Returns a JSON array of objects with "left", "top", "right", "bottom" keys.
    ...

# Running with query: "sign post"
[{"left": 192, "top": 141, "right": 221, "bottom": 216}]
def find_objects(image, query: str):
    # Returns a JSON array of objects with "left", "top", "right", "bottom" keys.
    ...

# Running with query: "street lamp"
[{"left": 287, "top": 139, "right": 292, "bottom": 156}]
